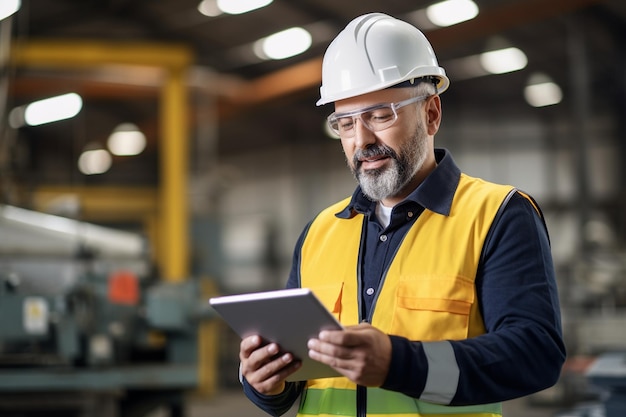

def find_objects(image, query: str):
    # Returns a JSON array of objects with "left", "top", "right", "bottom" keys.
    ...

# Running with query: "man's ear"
[{"left": 425, "top": 95, "right": 442, "bottom": 135}]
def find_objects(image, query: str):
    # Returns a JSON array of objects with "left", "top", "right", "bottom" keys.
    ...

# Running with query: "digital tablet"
[{"left": 209, "top": 287, "right": 343, "bottom": 381}]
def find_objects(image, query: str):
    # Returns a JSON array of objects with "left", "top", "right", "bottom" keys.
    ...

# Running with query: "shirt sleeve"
[
  {"left": 382, "top": 192, "right": 566, "bottom": 405},
  {"left": 242, "top": 377, "right": 303, "bottom": 416}
]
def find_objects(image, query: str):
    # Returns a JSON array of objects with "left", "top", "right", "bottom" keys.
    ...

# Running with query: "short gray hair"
[{"left": 412, "top": 79, "right": 437, "bottom": 97}]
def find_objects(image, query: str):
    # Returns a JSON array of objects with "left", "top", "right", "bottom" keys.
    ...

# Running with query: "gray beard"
[{"left": 352, "top": 126, "right": 428, "bottom": 202}]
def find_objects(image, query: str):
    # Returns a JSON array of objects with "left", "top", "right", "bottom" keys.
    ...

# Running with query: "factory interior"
[{"left": 1, "top": 0, "right": 626, "bottom": 416}]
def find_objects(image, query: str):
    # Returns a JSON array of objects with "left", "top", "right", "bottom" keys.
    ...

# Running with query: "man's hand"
[
  {"left": 239, "top": 335, "right": 301, "bottom": 395},
  {"left": 307, "top": 323, "right": 391, "bottom": 386}
]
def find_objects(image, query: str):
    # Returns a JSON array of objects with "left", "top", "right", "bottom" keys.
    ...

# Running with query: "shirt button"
[
  {"left": 379, "top": 234, "right": 387, "bottom": 242},
  {"left": 366, "top": 287, "right": 375, "bottom": 296},
  {"left": 407, "top": 211, "right": 414, "bottom": 218}
]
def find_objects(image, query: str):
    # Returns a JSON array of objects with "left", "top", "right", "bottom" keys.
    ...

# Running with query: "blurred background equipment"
[{"left": 0, "top": 204, "right": 216, "bottom": 416}]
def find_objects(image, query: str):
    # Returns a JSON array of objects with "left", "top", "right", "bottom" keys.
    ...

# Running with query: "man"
[{"left": 239, "top": 12, "right": 565, "bottom": 417}]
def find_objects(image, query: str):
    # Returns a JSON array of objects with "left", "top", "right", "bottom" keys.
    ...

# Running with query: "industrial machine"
[
  {"left": 0, "top": 204, "right": 213, "bottom": 416},
  {"left": 585, "top": 352, "right": 626, "bottom": 417}
]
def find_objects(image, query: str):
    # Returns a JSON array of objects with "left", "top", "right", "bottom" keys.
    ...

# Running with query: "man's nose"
[{"left": 353, "top": 118, "right": 376, "bottom": 150}]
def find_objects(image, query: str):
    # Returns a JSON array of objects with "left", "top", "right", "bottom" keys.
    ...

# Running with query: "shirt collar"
[{"left": 336, "top": 148, "right": 461, "bottom": 218}]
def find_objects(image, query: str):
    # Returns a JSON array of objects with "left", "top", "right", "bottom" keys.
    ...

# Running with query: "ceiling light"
[
  {"left": 0, "top": 0, "right": 20, "bottom": 21},
  {"left": 479, "top": 47, "right": 527, "bottom": 74},
  {"left": 216, "top": 0, "right": 272, "bottom": 15},
  {"left": 426, "top": 0, "right": 479, "bottom": 27},
  {"left": 78, "top": 147, "right": 112, "bottom": 175},
  {"left": 524, "top": 72, "right": 563, "bottom": 107},
  {"left": 21, "top": 93, "right": 83, "bottom": 126},
  {"left": 107, "top": 123, "right": 147, "bottom": 156},
  {"left": 254, "top": 27, "right": 312, "bottom": 60},
  {"left": 197, "top": 0, "right": 222, "bottom": 17}
]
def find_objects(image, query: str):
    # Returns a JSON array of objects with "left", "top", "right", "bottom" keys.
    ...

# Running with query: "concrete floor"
[
  {"left": 183, "top": 389, "right": 563, "bottom": 417},
  {"left": 186, "top": 389, "right": 297, "bottom": 417}
]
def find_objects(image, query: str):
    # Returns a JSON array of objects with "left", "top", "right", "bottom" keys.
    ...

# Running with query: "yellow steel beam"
[
  {"left": 11, "top": 40, "right": 193, "bottom": 281},
  {"left": 160, "top": 68, "right": 189, "bottom": 282},
  {"left": 30, "top": 186, "right": 158, "bottom": 218},
  {"left": 11, "top": 40, "right": 192, "bottom": 70},
  {"left": 196, "top": 278, "right": 219, "bottom": 397}
]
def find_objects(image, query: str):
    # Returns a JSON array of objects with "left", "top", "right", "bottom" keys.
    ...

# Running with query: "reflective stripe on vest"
[
  {"left": 299, "top": 387, "right": 502, "bottom": 416},
  {"left": 298, "top": 174, "right": 518, "bottom": 417}
]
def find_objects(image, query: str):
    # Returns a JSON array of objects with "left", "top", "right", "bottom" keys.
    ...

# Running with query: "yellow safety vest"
[{"left": 298, "top": 173, "right": 518, "bottom": 417}]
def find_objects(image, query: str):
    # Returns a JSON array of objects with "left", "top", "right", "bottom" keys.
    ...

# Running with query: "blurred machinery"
[
  {"left": 0, "top": 204, "right": 214, "bottom": 417},
  {"left": 537, "top": 213, "right": 626, "bottom": 416},
  {"left": 585, "top": 352, "right": 626, "bottom": 417}
]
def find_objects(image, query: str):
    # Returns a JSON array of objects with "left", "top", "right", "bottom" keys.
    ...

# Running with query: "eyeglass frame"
[{"left": 326, "top": 94, "right": 431, "bottom": 137}]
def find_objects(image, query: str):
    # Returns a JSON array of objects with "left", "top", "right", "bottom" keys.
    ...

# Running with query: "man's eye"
[
  {"left": 338, "top": 118, "right": 354, "bottom": 130},
  {"left": 368, "top": 110, "right": 394, "bottom": 123}
]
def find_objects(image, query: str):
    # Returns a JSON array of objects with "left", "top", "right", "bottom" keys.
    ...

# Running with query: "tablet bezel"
[{"left": 209, "top": 287, "right": 343, "bottom": 381}]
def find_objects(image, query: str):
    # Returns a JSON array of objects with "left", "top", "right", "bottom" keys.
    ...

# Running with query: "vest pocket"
[{"left": 389, "top": 277, "right": 474, "bottom": 341}]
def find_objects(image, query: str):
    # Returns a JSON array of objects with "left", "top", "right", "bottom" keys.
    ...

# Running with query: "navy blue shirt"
[{"left": 243, "top": 149, "right": 565, "bottom": 415}]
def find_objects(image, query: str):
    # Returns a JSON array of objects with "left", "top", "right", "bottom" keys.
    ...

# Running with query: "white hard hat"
[{"left": 317, "top": 13, "right": 450, "bottom": 106}]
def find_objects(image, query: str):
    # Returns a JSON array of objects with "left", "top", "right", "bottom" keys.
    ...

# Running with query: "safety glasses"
[{"left": 327, "top": 94, "right": 430, "bottom": 137}]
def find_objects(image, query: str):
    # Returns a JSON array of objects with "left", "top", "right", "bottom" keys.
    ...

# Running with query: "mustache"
[{"left": 353, "top": 145, "right": 398, "bottom": 168}]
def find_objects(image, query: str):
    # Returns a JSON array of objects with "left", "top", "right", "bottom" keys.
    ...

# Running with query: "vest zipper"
[
  {"left": 356, "top": 216, "right": 405, "bottom": 416},
  {"left": 356, "top": 218, "right": 367, "bottom": 417},
  {"left": 356, "top": 385, "right": 367, "bottom": 417},
  {"left": 355, "top": 217, "right": 409, "bottom": 416}
]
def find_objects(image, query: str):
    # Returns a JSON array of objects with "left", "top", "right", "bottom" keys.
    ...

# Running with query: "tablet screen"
[{"left": 209, "top": 288, "right": 343, "bottom": 381}]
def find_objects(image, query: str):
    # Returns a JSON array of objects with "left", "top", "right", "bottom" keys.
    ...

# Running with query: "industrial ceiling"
[{"left": 2, "top": 0, "right": 626, "bottom": 190}]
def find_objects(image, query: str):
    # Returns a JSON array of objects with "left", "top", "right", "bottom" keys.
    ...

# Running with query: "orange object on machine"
[{"left": 108, "top": 270, "right": 140, "bottom": 305}]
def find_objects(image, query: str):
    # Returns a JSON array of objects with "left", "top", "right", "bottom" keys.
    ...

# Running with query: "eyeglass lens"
[
  {"left": 327, "top": 94, "right": 430, "bottom": 138},
  {"left": 329, "top": 105, "right": 397, "bottom": 137}
]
